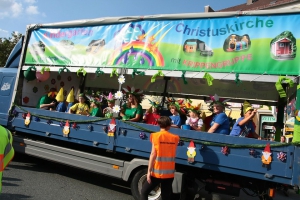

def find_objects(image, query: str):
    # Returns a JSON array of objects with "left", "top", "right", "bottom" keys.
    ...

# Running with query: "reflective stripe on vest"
[
  {"left": 4, "top": 129, "right": 12, "bottom": 157},
  {"left": 152, "top": 169, "right": 175, "bottom": 175},
  {"left": 156, "top": 157, "right": 175, "bottom": 162}
]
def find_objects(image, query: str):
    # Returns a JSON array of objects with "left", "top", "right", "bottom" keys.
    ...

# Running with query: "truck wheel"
[{"left": 131, "top": 168, "right": 162, "bottom": 200}]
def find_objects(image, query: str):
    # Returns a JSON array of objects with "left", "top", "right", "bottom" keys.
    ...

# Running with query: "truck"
[{"left": 1, "top": 8, "right": 300, "bottom": 200}]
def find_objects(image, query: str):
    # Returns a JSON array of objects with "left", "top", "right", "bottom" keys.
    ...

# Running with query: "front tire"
[{"left": 130, "top": 168, "right": 162, "bottom": 200}]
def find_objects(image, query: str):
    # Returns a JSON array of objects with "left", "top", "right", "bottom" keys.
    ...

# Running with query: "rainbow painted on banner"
[{"left": 108, "top": 41, "right": 164, "bottom": 67}]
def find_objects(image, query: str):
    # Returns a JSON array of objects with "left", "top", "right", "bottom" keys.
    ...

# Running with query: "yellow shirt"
[{"left": 70, "top": 103, "right": 89, "bottom": 115}]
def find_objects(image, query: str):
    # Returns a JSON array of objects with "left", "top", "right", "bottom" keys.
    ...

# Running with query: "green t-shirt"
[
  {"left": 90, "top": 107, "right": 103, "bottom": 117},
  {"left": 36, "top": 95, "right": 52, "bottom": 109},
  {"left": 123, "top": 104, "right": 143, "bottom": 119}
]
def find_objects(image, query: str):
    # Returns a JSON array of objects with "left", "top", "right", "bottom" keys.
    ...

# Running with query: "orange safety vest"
[{"left": 150, "top": 131, "right": 179, "bottom": 179}]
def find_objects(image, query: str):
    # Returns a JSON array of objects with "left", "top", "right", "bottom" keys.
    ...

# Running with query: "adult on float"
[
  {"left": 36, "top": 88, "right": 57, "bottom": 110},
  {"left": 230, "top": 101, "right": 261, "bottom": 139},
  {"left": 120, "top": 86, "right": 144, "bottom": 122},
  {"left": 207, "top": 94, "right": 230, "bottom": 135}
]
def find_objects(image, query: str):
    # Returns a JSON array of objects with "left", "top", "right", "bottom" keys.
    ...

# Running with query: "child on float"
[
  {"left": 143, "top": 99, "right": 161, "bottom": 125},
  {"left": 103, "top": 92, "right": 115, "bottom": 118},
  {"left": 229, "top": 101, "right": 261, "bottom": 139},
  {"left": 169, "top": 103, "right": 182, "bottom": 128},
  {"left": 68, "top": 93, "right": 89, "bottom": 116},
  {"left": 86, "top": 94, "right": 103, "bottom": 117},
  {"left": 185, "top": 102, "right": 203, "bottom": 131},
  {"left": 55, "top": 87, "right": 67, "bottom": 112},
  {"left": 66, "top": 88, "right": 75, "bottom": 113}
]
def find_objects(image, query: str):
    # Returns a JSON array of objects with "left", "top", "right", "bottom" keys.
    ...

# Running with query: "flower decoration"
[
  {"left": 12, "top": 110, "right": 18, "bottom": 117},
  {"left": 51, "top": 79, "right": 56, "bottom": 85},
  {"left": 139, "top": 132, "right": 146, "bottom": 139},
  {"left": 33, "top": 87, "right": 38, "bottom": 93},
  {"left": 113, "top": 105, "right": 121, "bottom": 113},
  {"left": 72, "top": 122, "right": 79, "bottom": 130},
  {"left": 206, "top": 94, "right": 231, "bottom": 109},
  {"left": 277, "top": 152, "right": 287, "bottom": 162},
  {"left": 59, "top": 121, "right": 65, "bottom": 128},
  {"left": 118, "top": 75, "right": 126, "bottom": 84},
  {"left": 87, "top": 124, "right": 93, "bottom": 132},
  {"left": 178, "top": 140, "right": 184, "bottom": 146},
  {"left": 44, "top": 85, "right": 49, "bottom": 91},
  {"left": 34, "top": 116, "right": 40, "bottom": 122},
  {"left": 104, "top": 92, "right": 115, "bottom": 102},
  {"left": 22, "top": 113, "right": 27, "bottom": 119},
  {"left": 249, "top": 148, "right": 256, "bottom": 156},
  {"left": 114, "top": 91, "right": 123, "bottom": 99},
  {"left": 165, "top": 98, "right": 186, "bottom": 114},
  {"left": 185, "top": 101, "right": 201, "bottom": 115},
  {"left": 122, "top": 86, "right": 144, "bottom": 102},
  {"left": 221, "top": 146, "right": 230, "bottom": 155},
  {"left": 23, "top": 96, "right": 29, "bottom": 104}
]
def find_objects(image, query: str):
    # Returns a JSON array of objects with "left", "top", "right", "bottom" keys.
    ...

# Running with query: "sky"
[{"left": 0, "top": 0, "right": 246, "bottom": 38}]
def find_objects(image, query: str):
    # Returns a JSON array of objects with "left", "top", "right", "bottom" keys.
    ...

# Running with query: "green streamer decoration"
[
  {"left": 203, "top": 72, "right": 214, "bottom": 86},
  {"left": 235, "top": 73, "right": 242, "bottom": 86},
  {"left": 58, "top": 66, "right": 71, "bottom": 74},
  {"left": 132, "top": 69, "right": 145, "bottom": 78},
  {"left": 77, "top": 67, "right": 87, "bottom": 76},
  {"left": 95, "top": 68, "right": 104, "bottom": 77},
  {"left": 275, "top": 76, "right": 294, "bottom": 98},
  {"left": 110, "top": 68, "right": 118, "bottom": 77},
  {"left": 40, "top": 66, "right": 50, "bottom": 74},
  {"left": 13, "top": 104, "right": 108, "bottom": 123},
  {"left": 122, "top": 120, "right": 300, "bottom": 147},
  {"left": 181, "top": 71, "right": 188, "bottom": 85},
  {"left": 10, "top": 104, "right": 300, "bottom": 147},
  {"left": 151, "top": 70, "right": 164, "bottom": 83}
]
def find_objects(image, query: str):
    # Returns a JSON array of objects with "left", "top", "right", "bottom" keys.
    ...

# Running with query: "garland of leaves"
[
  {"left": 122, "top": 121, "right": 300, "bottom": 148},
  {"left": 12, "top": 104, "right": 109, "bottom": 123}
]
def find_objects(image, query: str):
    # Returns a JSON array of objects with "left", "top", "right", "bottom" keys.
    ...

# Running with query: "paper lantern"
[
  {"left": 23, "top": 66, "right": 37, "bottom": 81},
  {"left": 36, "top": 71, "right": 50, "bottom": 82}
]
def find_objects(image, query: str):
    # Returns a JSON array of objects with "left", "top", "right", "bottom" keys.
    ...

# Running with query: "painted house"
[
  {"left": 271, "top": 38, "right": 293, "bottom": 56},
  {"left": 184, "top": 42, "right": 197, "bottom": 53}
]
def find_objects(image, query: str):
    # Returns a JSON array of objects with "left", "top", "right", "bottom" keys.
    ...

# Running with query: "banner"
[{"left": 25, "top": 13, "right": 300, "bottom": 75}]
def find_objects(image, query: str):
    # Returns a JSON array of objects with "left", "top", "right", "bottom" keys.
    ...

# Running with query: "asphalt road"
[
  {"left": 1, "top": 153, "right": 299, "bottom": 200},
  {"left": 1, "top": 153, "right": 134, "bottom": 200}
]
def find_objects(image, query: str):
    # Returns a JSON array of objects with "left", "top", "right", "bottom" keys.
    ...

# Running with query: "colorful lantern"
[{"left": 36, "top": 71, "right": 50, "bottom": 82}]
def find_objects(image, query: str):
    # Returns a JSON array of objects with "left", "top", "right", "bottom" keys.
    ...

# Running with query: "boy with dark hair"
[{"left": 141, "top": 116, "right": 179, "bottom": 200}]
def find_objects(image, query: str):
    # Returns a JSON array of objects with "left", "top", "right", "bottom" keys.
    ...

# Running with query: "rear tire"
[{"left": 130, "top": 168, "right": 162, "bottom": 200}]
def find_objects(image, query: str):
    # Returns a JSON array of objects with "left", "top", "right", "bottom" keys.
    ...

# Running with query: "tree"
[{"left": 0, "top": 31, "right": 23, "bottom": 67}]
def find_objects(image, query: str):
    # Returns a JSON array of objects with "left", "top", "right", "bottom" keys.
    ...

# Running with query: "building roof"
[{"left": 219, "top": 0, "right": 299, "bottom": 12}]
